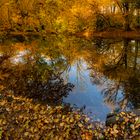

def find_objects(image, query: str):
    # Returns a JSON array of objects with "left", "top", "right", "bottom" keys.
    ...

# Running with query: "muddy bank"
[
  {"left": 0, "top": 30, "right": 140, "bottom": 40},
  {"left": 76, "top": 30, "right": 140, "bottom": 39},
  {"left": 0, "top": 30, "right": 57, "bottom": 37}
]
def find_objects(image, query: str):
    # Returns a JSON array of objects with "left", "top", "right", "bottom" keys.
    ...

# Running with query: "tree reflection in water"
[
  {"left": 0, "top": 40, "right": 74, "bottom": 105},
  {"left": 90, "top": 38, "right": 140, "bottom": 110},
  {"left": 0, "top": 35, "right": 140, "bottom": 116}
]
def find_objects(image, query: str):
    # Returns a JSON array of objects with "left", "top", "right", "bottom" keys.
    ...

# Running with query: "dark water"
[{"left": 0, "top": 35, "right": 140, "bottom": 121}]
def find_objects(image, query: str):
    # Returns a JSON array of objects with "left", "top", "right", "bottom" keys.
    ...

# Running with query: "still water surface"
[
  {"left": 0, "top": 35, "right": 140, "bottom": 121},
  {"left": 63, "top": 61, "right": 110, "bottom": 120}
]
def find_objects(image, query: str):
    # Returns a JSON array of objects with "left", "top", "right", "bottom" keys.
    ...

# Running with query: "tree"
[
  {"left": 112, "top": 0, "right": 140, "bottom": 30},
  {"left": 113, "top": 0, "right": 133, "bottom": 30},
  {"left": 134, "top": 0, "right": 140, "bottom": 28}
]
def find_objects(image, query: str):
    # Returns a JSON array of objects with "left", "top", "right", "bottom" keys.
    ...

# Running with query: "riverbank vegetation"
[{"left": 0, "top": 0, "right": 140, "bottom": 35}]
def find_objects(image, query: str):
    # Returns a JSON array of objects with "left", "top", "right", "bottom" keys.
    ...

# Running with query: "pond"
[{"left": 0, "top": 34, "right": 140, "bottom": 121}]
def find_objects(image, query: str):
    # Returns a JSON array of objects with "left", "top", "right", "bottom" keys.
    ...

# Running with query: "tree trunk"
[
  {"left": 123, "top": 2, "right": 131, "bottom": 31},
  {"left": 123, "top": 39, "right": 128, "bottom": 69},
  {"left": 124, "top": 15, "right": 131, "bottom": 31},
  {"left": 133, "top": 41, "right": 139, "bottom": 70}
]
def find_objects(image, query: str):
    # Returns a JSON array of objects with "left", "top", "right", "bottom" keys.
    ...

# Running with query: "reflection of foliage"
[
  {"left": 123, "top": 75, "right": 140, "bottom": 108},
  {"left": 89, "top": 39, "right": 140, "bottom": 110},
  {"left": 0, "top": 35, "right": 140, "bottom": 139},
  {"left": 0, "top": 57, "right": 74, "bottom": 105},
  {"left": 0, "top": 34, "right": 94, "bottom": 106}
]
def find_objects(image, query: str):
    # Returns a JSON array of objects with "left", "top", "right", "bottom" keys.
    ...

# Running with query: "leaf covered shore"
[{"left": 0, "top": 92, "right": 140, "bottom": 140}]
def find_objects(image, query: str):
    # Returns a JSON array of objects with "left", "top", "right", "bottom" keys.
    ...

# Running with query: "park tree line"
[{"left": 0, "top": 0, "right": 140, "bottom": 33}]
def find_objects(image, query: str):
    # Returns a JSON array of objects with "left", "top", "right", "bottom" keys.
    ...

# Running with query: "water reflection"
[
  {"left": 0, "top": 39, "right": 74, "bottom": 105},
  {"left": 0, "top": 35, "right": 140, "bottom": 120},
  {"left": 89, "top": 38, "right": 140, "bottom": 110}
]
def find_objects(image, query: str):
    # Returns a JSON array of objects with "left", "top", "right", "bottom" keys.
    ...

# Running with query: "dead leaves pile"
[
  {"left": 0, "top": 93, "right": 93, "bottom": 140},
  {"left": 0, "top": 92, "right": 140, "bottom": 140},
  {"left": 101, "top": 112, "right": 140, "bottom": 139}
]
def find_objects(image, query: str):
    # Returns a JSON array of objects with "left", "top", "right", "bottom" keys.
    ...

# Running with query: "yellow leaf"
[
  {"left": 78, "top": 123, "right": 83, "bottom": 127},
  {"left": 60, "top": 122, "right": 64, "bottom": 127}
]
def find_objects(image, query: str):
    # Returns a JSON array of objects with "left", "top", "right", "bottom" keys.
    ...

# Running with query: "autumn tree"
[
  {"left": 113, "top": 0, "right": 138, "bottom": 30},
  {"left": 134, "top": 0, "right": 140, "bottom": 28}
]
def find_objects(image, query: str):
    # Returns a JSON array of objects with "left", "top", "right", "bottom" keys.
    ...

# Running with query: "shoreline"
[
  {"left": 0, "top": 30, "right": 140, "bottom": 40},
  {"left": 77, "top": 30, "right": 140, "bottom": 39}
]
